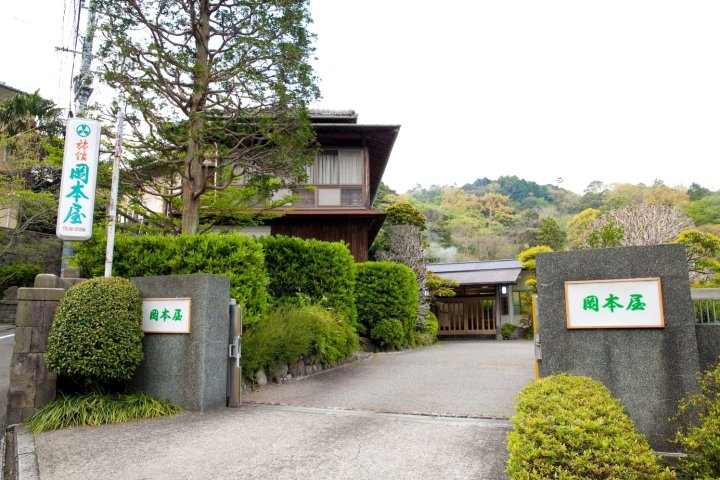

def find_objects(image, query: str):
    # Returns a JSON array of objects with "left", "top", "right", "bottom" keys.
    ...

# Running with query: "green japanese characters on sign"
[
  {"left": 565, "top": 278, "right": 664, "bottom": 329},
  {"left": 142, "top": 298, "right": 192, "bottom": 334},
  {"left": 582, "top": 293, "right": 647, "bottom": 313}
]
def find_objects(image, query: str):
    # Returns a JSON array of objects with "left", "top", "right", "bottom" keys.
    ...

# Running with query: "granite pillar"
[
  {"left": 130, "top": 274, "right": 231, "bottom": 412},
  {"left": 536, "top": 244, "right": 700, "bottom": 451}
]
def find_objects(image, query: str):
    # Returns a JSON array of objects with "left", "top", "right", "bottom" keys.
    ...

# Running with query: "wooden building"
[
  {"left": 429, "top": 260, "right": 524, "bottom": 337},
  {"left": 263, "top": 110, "right": 400, "bottom": 261}
]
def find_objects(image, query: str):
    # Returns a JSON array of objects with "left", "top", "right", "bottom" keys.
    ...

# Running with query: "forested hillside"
[{"left": 374, "top": 177, "right": 720, "bottom": 264}]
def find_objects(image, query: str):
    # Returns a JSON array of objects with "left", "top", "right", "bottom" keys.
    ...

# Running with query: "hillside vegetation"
[{"left": 374, "top": 177, "right": 720, "bottom": 264}]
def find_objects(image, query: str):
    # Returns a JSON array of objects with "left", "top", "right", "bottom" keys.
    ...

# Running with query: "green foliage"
[
  {"left": 240, "top": 302, "right": 358, "bottom": 376},
  {"left": 260, "top": 235, "right": 356, "bottom": 325},
  {"left": 96, "top": 1, "right": 319, "bottom": 234},
  {"left": 687, "top": 195, "right": 720, "bottom": 226},
  {"left": 411, "top": 311, "right": 439, "bottom": 348},
  {"left": 566, "top": 208, "right": 600, "bottom": 250},
  {"left": 676, "top": 229, "right": 720, "bottom": 287},
  {"left": 355, "top": 261, "right": 418, "bottom": 344},
  {"left": 0, "top": 261, "right": 41, "bottom": 289},
  {"left": 370, "top": 319, "right": 404, "bottom": 350},
  {"left": 674, "top": 361, "right": 720, "bottom": 479},
  {"left": 518, "top": 245, "right": 553, "bottom": 271},
  {"left": 73, "top": 232, "right": 268, "bottom": 325},
  {"left": 45, "top": 277, "right": 144, "bottom": 387},
  {"left": 385, "top": 202, "right": 427, "bottom": 230},
  {"left": 420, "top": 311, "right": 439, "bottom": 337},
  {"left": 507, "top": 374, "right": 675, "bottom": 479},
  {"left": 587, "top": 220, "right": 625, "bottom": 248},
  {"left": 536, "top": 218, "right": 565, "bottom": 250},
  {"left": 500, "top": 322, "right": 516, "bottom": 340},
  {"left": 426, "top": 271, "right": 458, "bottom": 304},
  {"left": 688, "top": 183, "right": 712, "bottom": 202},
  {"left": 25, "top": 392, "right": 181, "bottom": 433}
]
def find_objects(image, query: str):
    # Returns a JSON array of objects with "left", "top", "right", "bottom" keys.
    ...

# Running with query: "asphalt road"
[
  {"left": 0, "top": 327, "right": 14, "bottom": 430},
  {"left": 34, "top": 340, "right": 534, "bottom": 479}
]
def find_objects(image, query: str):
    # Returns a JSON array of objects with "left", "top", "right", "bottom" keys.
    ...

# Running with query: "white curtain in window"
[
  {"left": 317, "top": 152, "right": 338, "bottom": 184},
  {"left": 338, "top": 150, "right": 363, "bottom": 184}
]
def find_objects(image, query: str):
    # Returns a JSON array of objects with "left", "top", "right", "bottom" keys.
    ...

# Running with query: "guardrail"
[{"left": 692, "top": 288, "right": 720, "bottom": 324}]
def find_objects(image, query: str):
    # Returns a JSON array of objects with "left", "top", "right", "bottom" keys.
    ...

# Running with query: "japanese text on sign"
[
  {"left": 56, "top": 118, "right": 100, "bottom": 241},
  {"left": 564, "top": 278, "right": 664, "bottom": 329},
  {"left": 142, "top": 298, "right": 192, "bottom": 334}
]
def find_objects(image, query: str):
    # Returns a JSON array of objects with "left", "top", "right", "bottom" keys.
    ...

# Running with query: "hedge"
[
  {"left": 260, "top": 235, "right": 356, "bottom": 324},
  {"left": 355, "top": 261, "right": 418, "bottom": 343},
  {"left": 507, "top": 374, "right": 675, "bottom": 479},
  {"left": 46, "top": 277, "right": 144, "bottom": 387},
  {"left": 74, "top": 232, "right": 268, "bottom": 324},
  {"left": 241, "top": 303, "right": 358, "bottom": 377},
  {"left": 674, "top": 360, "right": 720, "bottom": 479}
]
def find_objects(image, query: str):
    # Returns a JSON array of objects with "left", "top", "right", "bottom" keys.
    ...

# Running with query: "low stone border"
[
  {"left": 2, "top": 425, "right": 39, "bottom": 480},
  {"left": 244, "top": 351, "right": 373, "bottom": 392}
]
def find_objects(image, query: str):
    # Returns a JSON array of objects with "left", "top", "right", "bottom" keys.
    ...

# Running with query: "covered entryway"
[
  {"left": 429, "top": 260, "right": 526, "bottom": 337},
  {"left": 436, "top": 296, "right": 497, "bottom": 335}
]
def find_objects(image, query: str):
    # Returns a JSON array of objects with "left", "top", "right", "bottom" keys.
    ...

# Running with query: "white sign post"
[
  {"left": 142, "top": 298, "right": 192, "bottom": 334},
  {"left": 565, "top": 278, "right": 665, "bottom": 329},
  {"left": 56, "top": 118, "right": 101, "bottom": 241}
]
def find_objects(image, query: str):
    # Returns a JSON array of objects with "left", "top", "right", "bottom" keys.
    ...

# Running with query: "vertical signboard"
[{"left": 56, "top": 118, "right": 100, "bottom": 241}]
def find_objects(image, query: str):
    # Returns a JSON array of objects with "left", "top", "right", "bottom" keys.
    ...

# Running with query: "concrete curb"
[{"left": 13, "top": 425, "right": 39, "bottom": 480}]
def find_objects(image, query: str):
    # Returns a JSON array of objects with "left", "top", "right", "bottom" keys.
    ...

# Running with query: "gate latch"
[{"left": 229, "top": 335, "right": 241, "bottom": 367}]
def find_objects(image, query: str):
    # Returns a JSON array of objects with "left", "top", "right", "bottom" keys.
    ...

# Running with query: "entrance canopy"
[
  {"left": 429, "top": 260, "right": 523, "bottom": 337},
  {"left": 428, "top": 260, "right": 522, "bottom": 286}
]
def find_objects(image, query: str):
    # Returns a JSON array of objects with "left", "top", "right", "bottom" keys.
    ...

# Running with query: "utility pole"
[
  {"left": 104, "top": 113, "right": 124, "bottom": 277},
  {"left": 61, "top": 0, "right": 96, "bottom": 277}
]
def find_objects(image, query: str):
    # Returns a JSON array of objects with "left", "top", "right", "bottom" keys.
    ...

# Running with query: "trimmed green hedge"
[
  {"left": 507, "top": 374, "right": 675, "bottom": 479},
  {"left": 370, "top": 318, "right": 404, "bottom": 350},
  {"left": 74, "top": 232, "right": 268, "bottom": 324},
  {"left": 674, "top": 360, "right": 720, "bottom": 479},
  {"left": 241, "top": 303, "right": 358, "bottom": 376},
  {"left": 0, "top": 261, "right": 41, "bottom": 288},
  {"left": 355, "top": 261, "right": 418, "bottom": 343},
  {"left": 46, "top": 277, "right": 144, "bottom": 387},
  {"left": 260, "top": 235, "right": 356, "bottom": 324}
]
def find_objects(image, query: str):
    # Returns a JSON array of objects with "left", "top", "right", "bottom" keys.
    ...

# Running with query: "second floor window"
[{"left": 315, "top": 149, "right": 363, "bottom": 185}]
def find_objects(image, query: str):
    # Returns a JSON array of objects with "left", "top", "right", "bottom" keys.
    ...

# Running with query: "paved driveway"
[
  {"left": 245, "top": 340, "right": 535, "bottom": 419},
  {"left": 34, "top": 340, "right": 534, "bottom": 480}
]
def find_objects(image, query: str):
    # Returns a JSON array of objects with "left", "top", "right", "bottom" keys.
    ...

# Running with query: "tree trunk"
[{"left": 180, "top": 1, "right": 211, "bottom": 235}]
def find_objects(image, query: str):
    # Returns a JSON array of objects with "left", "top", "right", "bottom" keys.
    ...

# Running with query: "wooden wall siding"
[
  {"left": 271, "top": 218, "right": 371, "bottom": 262},
  {"left": 435, "top": 297, "right": 497, "bottom": 335}
]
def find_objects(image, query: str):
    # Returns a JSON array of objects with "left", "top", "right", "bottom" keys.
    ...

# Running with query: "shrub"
[
  {"left": 260, "top": 235, "right": 356, "bottom": 326},
  {"left": 355, "top": 261, "right": 418, "bottom": 343},
  {"left": 0, "top": 261, "right": 41, "bottom": 289},
  {"left": 501, "top": 323, "right": 516, "bottom": 340},
  {"left": 45, "top": 277, "right": 144, "bottom": 387},
  {"left": 371, "top": 319, "right": 404, "bottom": 350},
  {"left": 507, "top": 374, "right": 675, "bottom": 479},
  {"left": 241, "top": 302, "right": 358, "bottom": 377},
  {"left": 412, "top": 311, "right": 439, "bottom": 347},
  {"left": 74, "top": 232, "right": 268, "bottom": 325},
  {"left": 674, "top": 361, "right": 720, "bottom": 479},
  {"left": 25, "top": 392, "right": 181, "bottom": 433},
  {"left": 420, "top": 311, "right": 439, "bottom": 337}
]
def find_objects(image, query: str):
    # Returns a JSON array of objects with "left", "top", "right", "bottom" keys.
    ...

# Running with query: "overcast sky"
[{"left": 3, "top": 1, "right": 720, "bottom": 194}]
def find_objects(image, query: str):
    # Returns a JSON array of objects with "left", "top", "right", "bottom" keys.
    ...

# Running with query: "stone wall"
[
  {"left": 5, "top": 271, "right": 85, "bottom": 425},
  {"left": 695, "top": 324, "right": 720, "bottom": 372},
  {"left": 6, "top": 283, "right": 64, "bottom": 425},
  {"left": 536, "top": 244, "right": 700, "bottom": 451},
  {"left": 0, "top": 300, "right": 17, "bottom": 324}
]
